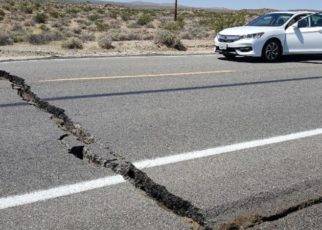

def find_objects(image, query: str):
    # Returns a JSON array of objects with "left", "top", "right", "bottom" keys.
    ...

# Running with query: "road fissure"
[
  {"left": 0, "top": 70, "right": 209, "bottom": 228},
  {"left": 219, "top": 195, "right": 322, "bottom": 229}
]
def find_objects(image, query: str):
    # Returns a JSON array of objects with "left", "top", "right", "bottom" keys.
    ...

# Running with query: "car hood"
[{"left": 219, "top": 26, "right": 281, "bottom": 35}]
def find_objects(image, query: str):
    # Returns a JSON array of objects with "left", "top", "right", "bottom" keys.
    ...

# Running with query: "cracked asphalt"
[{"left": 0, "top": 54, "right": 322, "bottom": 229}]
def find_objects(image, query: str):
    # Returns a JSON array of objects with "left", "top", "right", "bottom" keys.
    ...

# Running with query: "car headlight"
[{"left": 240, "top": 32, "right": 264, "bottom": 39}]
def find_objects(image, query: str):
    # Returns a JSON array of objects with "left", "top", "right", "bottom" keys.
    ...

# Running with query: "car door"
[
  {"left": 286, "top": 14, "right": 322, "bottom": 54},
  {"left": 306, "top": 14, "right": 322, "bottom": 52}
]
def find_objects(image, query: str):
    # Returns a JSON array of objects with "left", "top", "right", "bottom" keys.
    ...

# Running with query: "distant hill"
[
  {"left": 114, "top": 1, "right": 175, "bottom": 9},
  {"left": 54, "top": 0, "right": 276, "bottom": 12},
  {"left": 102, "top": 1, "right": 231, "bottom": 11},
  {"left": 62, "top": 0, "right": 231, "bottom": 11}
]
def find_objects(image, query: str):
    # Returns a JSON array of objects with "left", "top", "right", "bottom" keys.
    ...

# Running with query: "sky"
[{"left": 108, "top": 0, "right": 322, "bottom": 10}]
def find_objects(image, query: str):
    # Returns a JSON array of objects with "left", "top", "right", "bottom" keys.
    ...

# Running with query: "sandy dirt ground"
[{"left": 0, "top": 39, "right": 214, "bottom": 61}]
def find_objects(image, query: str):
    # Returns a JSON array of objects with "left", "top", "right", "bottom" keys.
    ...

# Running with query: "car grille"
[{"left": 218, "top": 35, "right": 241, "bottom": 43}]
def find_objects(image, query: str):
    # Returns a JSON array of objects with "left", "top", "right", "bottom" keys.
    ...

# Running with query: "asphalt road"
[{"left": 0, "top": 54, "right": 322, "bottom": 229}]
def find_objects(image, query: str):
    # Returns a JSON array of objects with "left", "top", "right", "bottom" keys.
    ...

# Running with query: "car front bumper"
[{"left": 214, "top": 36, "right": 264, "bottom": 57}]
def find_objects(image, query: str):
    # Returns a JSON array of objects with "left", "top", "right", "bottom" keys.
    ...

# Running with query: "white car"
[{"left": 214, "top": 11, "right": 322, "bottom": 61}]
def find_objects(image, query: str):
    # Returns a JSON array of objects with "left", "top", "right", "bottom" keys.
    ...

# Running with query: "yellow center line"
[{"left": 37, "top": 70, "right": 236, "bottom": 83}]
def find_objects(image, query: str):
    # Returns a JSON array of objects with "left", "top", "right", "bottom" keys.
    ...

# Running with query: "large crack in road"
[
  {"left": 0, "top": 70, "right": 209, "bottom": 228},
  {"left": 1, "top": 69, "right": 321, "bottom": 229}
]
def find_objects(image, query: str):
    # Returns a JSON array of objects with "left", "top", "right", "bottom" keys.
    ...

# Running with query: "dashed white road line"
[
  {"left": 37, "top": 70, "right": 235, "bottom": 83},
  {"left": 1, "top": 128, "right": 322, "bottom": 210}
]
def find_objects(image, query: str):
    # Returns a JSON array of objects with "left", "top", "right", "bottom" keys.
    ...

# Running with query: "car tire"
[
  {"left": 262, "top": 39, "right": 282, "bottom": 62},
  {"left": 223, "top": 53, "right": 236, "bottom": 60}
]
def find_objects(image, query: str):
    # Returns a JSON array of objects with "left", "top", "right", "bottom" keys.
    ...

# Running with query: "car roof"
[{"left": 268, "top": 11, "right": 316, "bottom": 15}]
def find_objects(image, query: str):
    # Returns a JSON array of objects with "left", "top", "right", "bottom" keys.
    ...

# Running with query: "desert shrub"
[
  {"left": 109, "top": 29, "right": 141, "bottom": 41},
  {"left": 76, "top": 18, "right": 87, "bottom": 28},
  {"left": 11, "top": 13, "right": 26, "bottom": 21},
  {"left": 161, "top": 15, "right": 185, "bottom": 31},
  {"left": 66, "top": 6, "right": 81, "bottom": 14},
  {"left": 81, "top": 5, "right": 94, "bottom": 12},
  {"left": 49, "top": 10, "right": 60, "bottom": 19},
  {"left": 52, "top": 18, "right": 70, "bottom": 28},
  {"left": 109, "top": 19, "right": 121, "bottom": 29},
  {"left": 0, "top": 33, "right": 14, "bottom": 46},
  {"left": 76, "top": 18, "right": 86, "bottom": 25},
  {"left": 72, "top": 27, "right": 82, "bottom": 35},
  {"left": 159, "top": 16, "right": 174, "bottom": 24},
  {"left": 11, "top": 23, "right": 23, "bottom": 32},
  {"left": 96, "top": 8, "right": 105, "bottom": 14},
  {"left": 95, "top": 20, "right": 109, "bottom": 31},
  {"left": 97, "top": 34, "right": 113, "bottom": 49},
  {"left": 84, "top": 20, "right": 92, "bottom": 27},
  {"left": 127, "top": 21, "right": 141, "bottom": 29},
  {"left": 154, "top": 30, "right": 186, "bottom": 51},
  {"left": 10, "top": 30, "right": 29, "bottom": 43},
  {"left": 140, "top": 29, "right": 154, "bottom": 40},
  {"left": 33, "top": 12, "right": 47, "bottom": 24},
  {"left": 137, "top": 13, "right": 153, "bottom": 26},
  {"left": 34, "top": 2, "right": 41, "bottom": 10},
  {"left": 198, "top": 11, "right": 255, "bottom": 32},
  {"left": 121, "top": 12, "right": 131, "bottom": 21},
  {"left": 80, "top": 31, "right": 95, "bottom": 42},
  {"left": 19, "top": 3, "right": 33, "bottom": 14},
  {"left": 28, "top": 34, "right": 50, "bottom": 44},
  {"left": 9, "top": 23, "right": 29, "bottom": 42},
  {"left": 146, "top": 22, "right": 155, "bottom": 28},
  {"left": 28, "top": 31, "right": 63, "bottom": 45},
  {"left": 161, "top": 21, "right": 183, "bottom": 32},
  {"left": 2, "top": 4, "right": 13, "bottom": 11},
  {"left": 51, "top": 21, "right": 62, "bottom": 29},
  {"left": 88, "top": 13, "right": 100, "bottom": 21},
  {"left": 24, "top": 19, "right": 35, "bottom": 27},
  {"left": 181, "top": 24, "right": 208, "bottom": 39},
  {"left": 79, "top": 24, "right": 88, "bottom": 30},
  {"left": 0, "top": 9, "right": 5, "bottom": 21},
  {"left": 39, "top": 24, "right": 50, "bottom": 31},
  {"left": 62, "top": 37, "right": 83, "bottom": 49},
  {"left": 108, "top": 10, "right": 118, "bottom": 19},
  {"left": 57, "top": 25, "right": 76, "bottom": 38},
  {"left": 86, "top": 24, "right": 97, "bottom": 32}
]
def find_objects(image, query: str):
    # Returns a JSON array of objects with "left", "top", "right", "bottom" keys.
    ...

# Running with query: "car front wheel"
[{"left": 262, "top": 40, "right": 282, "bottom": 62}]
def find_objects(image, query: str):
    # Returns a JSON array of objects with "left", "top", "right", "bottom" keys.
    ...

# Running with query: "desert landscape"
[{"left": 0, "top": 0, "right": 265, "bottom": 60}]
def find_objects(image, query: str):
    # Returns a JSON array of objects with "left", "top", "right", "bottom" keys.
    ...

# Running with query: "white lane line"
[
  {"left": 0, "top": 176, "right": 125, "bottom": 211},
  {"left": 1, "top": 128, "right": 322, "bottom": 210},
  {"left": 37, "top": 70, "right": 235, "bottom": 83}
]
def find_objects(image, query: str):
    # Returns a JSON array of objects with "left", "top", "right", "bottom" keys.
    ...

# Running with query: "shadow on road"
[
  {"left": 1, "top": 75, "right": 322, "bottom": 108},
  {"left": 218, "top": 54, "right": 322, "bottom": 64}
]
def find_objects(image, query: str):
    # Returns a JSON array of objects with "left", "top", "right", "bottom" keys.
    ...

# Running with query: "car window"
[
  {"left": 298, "top": 13, "right": 322, "bottom": 28},
  {"left": 298, "top": 17, "right": 310, "bottom": 28},
  {"left": 311, "top": 14, "right": 322, "bottom": 27},
  {"left": 286, "top": 14, "right": 309, "bottom": 28},
  {"left": 247, "top": 13, "right": 293, "bottom": 27}
]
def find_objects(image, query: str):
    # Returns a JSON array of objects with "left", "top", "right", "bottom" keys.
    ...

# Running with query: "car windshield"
[{"left": 247, "top": 13, "right": 293, "bottom": 27}]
